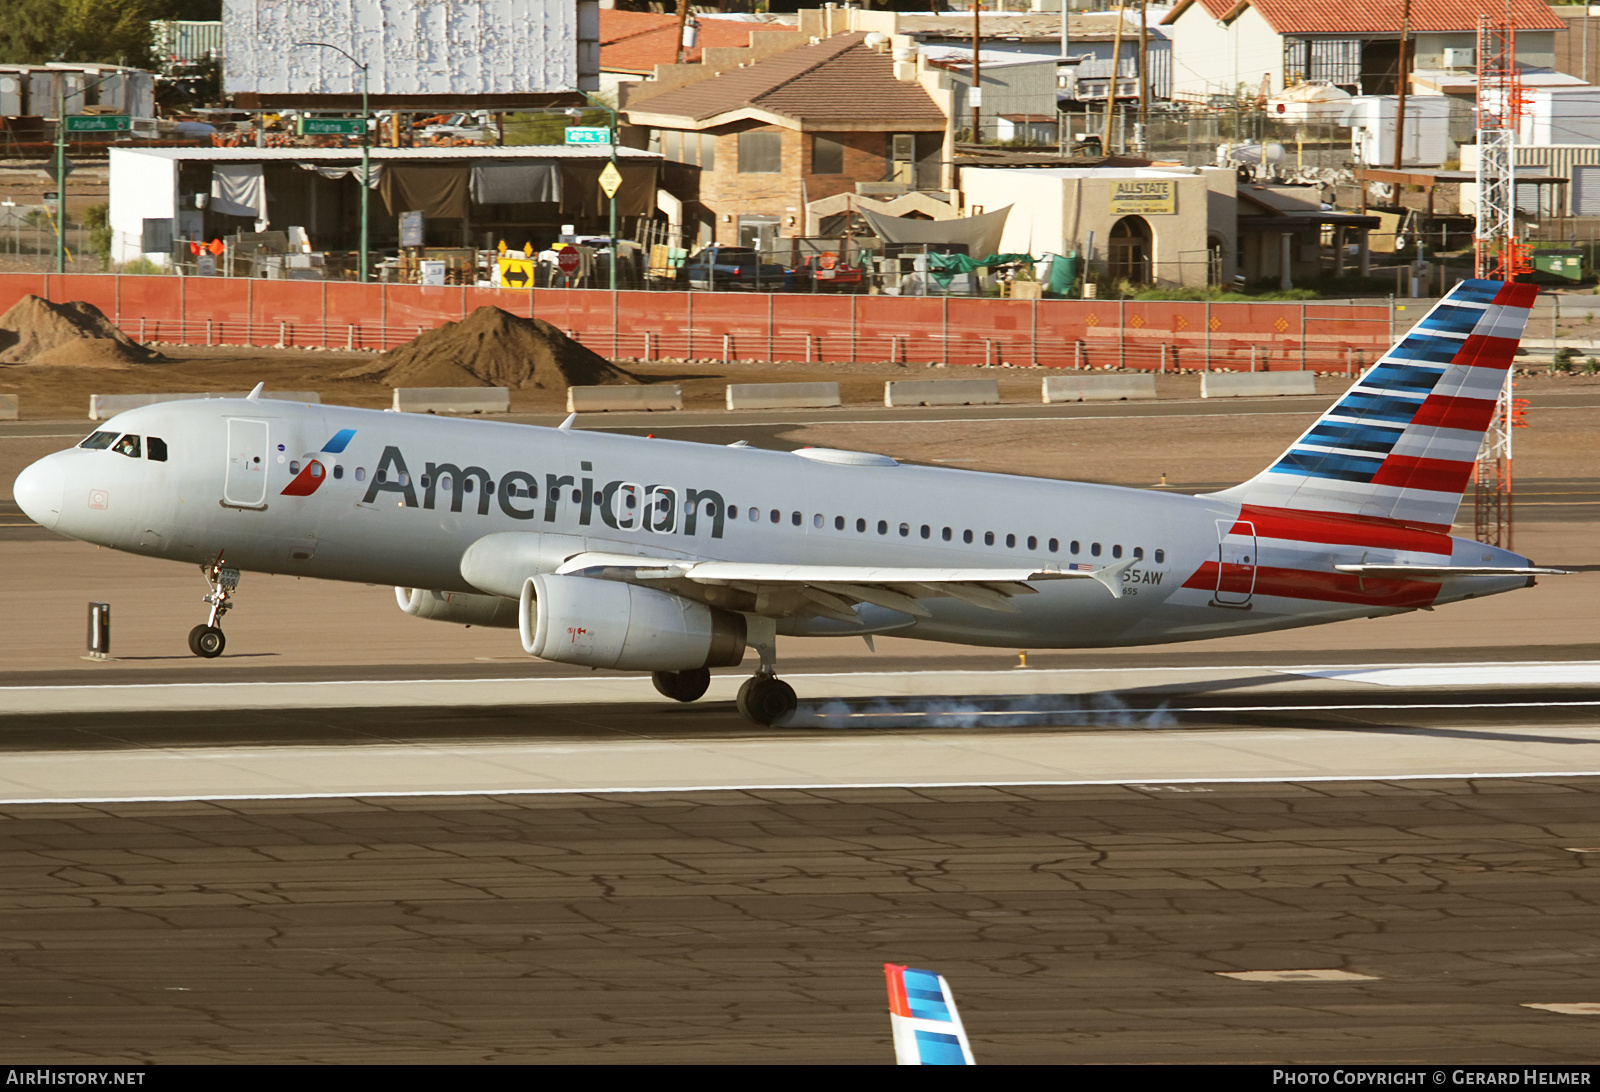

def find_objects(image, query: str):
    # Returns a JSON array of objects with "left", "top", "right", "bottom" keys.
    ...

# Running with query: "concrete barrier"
[
  {"left": 567, "top": 385, "right": 683, "bottom": 413},
  {"left": 726, "top": 382, "right": 841, "bottom": 410},
  {"left": 0, "top": 395, "right": 16, "bottom": 421},
  {"left": 884, "top": 379, "right": 1000, "bottom": 407},
  {"left": 1201, "top": 372, "right": 1318, "bottom": 398},
  {"left": 392, "top": 387, "right": 510, "bottom": 414},
  {"left": 89, "top": 391, "right": 321, "bottom": 420},
  {"left": 1041, "top": 374, "right": 1157, "bottom": 403}
]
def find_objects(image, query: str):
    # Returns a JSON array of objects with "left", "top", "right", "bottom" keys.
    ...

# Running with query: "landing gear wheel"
[
  {"left": 188, "top": 624, "right": 225, "bottom": 659},
  {"left": 736, "top": 675, "right": 798, "bottom": 726},
  {"left": 652, "top": 667, "right": 711, "bottom": 703}
]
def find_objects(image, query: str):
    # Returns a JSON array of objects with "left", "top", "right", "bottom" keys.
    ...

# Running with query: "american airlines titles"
[{"left": 360, "top": 446, "right": 728, "bottom": 538}]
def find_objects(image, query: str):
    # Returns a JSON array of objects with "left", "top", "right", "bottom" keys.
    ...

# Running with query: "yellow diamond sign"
[{"left": 599, "top": 161, "right": 624, "bottom": 199}]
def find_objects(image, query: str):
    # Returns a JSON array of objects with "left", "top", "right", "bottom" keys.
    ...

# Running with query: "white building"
[{"left": 1160, "top": 0, "right": 1563, "bottom": 102}]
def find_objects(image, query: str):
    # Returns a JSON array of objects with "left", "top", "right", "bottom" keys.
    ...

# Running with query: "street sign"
[
  {"left": 564, "top": 127, "right": 611, "bottom": 145},
  {"left": 299, "top": 117, "right": 365, "bottom": 137},
  {"left": 598, "top": 161, "right": 624, "bottom": 200},
  {"left": 42, "top": 192, "right": 58, "bottom": 212},
  {"left": 65, "top": 114, "right": 129, "bottom": 132},
  {"left": 556, "top": 248, "right": 580, "bottom": 275},
  {"left": 498, "top": 256, "right": 535, "bottom": 289}
]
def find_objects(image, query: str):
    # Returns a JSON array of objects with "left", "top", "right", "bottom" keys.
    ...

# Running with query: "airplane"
[
  {"left": 11, "top": 279, "right": 1565, "bottom": 726},
  {"left": 885, "top": 963, "right": 975, "bottom": 1065}
]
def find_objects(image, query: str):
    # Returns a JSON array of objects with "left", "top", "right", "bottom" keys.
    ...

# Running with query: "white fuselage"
[{"left": 15, "top": 398, "right": 1533, "bottom": 650}]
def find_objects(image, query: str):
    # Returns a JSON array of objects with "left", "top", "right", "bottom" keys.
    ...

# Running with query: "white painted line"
[
  {"left": 1522, "top": 1003, "right": 1600, "bottom": 1015},
  {"left": 1218, "top": 970, "right": 1379, "bottom": 983},
  {"left": 1291, "top": 665, "right": 1600, "bottom": 687},
  {"left": 0, "top": 769, "right": 1597, "bottom": 808}
]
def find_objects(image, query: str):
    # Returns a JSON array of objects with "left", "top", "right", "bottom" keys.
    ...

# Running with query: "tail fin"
[
  {"left": 885, "top": 964, "right": 976, "bottom": 1065},
  {"left": 1209, "top": 279, "right": 1537, "bottom": 530}
]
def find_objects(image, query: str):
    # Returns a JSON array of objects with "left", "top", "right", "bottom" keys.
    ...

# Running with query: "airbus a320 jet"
[{"left": 12, "top": 279, "right": 1562, "bottom": 724}]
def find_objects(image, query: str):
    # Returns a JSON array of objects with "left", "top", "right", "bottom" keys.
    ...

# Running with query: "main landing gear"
[
  {"left": 189, "top": 559, "right": 240, "bottom": 659},
  {"left": 733, "top": 616, "right": 797, "bottom": 727},
  {"left": 652, "top": 668, "right": 711, "bottom": 703}
]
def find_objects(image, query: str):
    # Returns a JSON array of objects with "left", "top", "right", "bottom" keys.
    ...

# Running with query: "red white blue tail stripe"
[
  {"left": 1213, "top": 280, "right": 1536, "bottom": 531},
  {"left": 885, "top": 964, "right": 976, "bottom": 1065}
]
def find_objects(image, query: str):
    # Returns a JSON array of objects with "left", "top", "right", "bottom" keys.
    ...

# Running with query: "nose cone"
[{"left": 13, "top": 455, "right": 65, "bottom": 530}]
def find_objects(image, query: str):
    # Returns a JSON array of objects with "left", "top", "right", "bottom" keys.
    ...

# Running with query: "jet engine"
[
  {"left": 395, "top": 586, "right": 520, "bottom": 628},
  {"left": 519, "top": 574, "right": 745, "bottom": 670}
]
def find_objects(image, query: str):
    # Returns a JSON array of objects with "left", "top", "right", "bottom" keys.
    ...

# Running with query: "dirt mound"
[
  {"left": 26, "top": 338, "right": 149, "bottom": 369},
  {"left": 0, "top": 296, "right": 163, "bottom": 365},
  {"left": 354, "top": 307, "right": 636, "bottom": 390}
]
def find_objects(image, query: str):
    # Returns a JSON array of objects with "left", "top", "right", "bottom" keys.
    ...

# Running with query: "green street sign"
[
  {"left": 299, "top": 117, "right": 366, "bottom": 136},
  {"left": 65, "top": 114, "right": 129, "bottom": 132},
  {"left": 564, "top": 126, "right": 611, "bottom": 145}
]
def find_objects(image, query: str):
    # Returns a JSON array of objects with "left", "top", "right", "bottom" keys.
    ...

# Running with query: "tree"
[{"left": 0, "top": 1, "right": 158, "bottom": 67}]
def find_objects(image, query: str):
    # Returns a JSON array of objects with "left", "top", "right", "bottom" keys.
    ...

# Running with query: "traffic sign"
[
  {"left": 598, "top": 161, "right": 624, "bottom": 200},
  {"left": 64, "top": 114, "right": 129, "bottom": 132},
  {"left": 556, "top": 248, "right": 580, "bottom": 275},
  {"left": 564, "top": 127, "right": 611, "bottom": 145},
  {"left": 299, "top": 117, "right": 365, "bottom": 137}
]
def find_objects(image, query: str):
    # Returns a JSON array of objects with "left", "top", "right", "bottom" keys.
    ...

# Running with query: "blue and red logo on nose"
[{"left": 280, "top": 429, "right": 356, "bottom": 497}]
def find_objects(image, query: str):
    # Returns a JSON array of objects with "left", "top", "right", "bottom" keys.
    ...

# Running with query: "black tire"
[
  {"left": 190, "top": 624, "right": 225, "bottom": 659},
  {"left": 735, "top": 675, "right": 798, "bottom": 727},
  {"left": 652, "top": 668, "right": 711, "bottom": 703}
]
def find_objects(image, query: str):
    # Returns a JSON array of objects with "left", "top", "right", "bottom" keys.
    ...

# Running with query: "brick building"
[{"left": 621, "top": 30, "right": 952, "bottom": 251}]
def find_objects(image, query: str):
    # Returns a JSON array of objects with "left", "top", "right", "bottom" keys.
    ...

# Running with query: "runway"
[{"left": 3, "top": 397, "right": 1598, "bottom": 1064}]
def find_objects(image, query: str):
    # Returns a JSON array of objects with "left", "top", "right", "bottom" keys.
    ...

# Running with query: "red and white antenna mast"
[{"left": 1473, "top": 4, "right": 1529, "bottom": 548}]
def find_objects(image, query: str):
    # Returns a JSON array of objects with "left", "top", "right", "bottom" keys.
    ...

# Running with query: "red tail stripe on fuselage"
[
  {"left": 1181, "top": 563, "right": 1444, "bottom": 609},
  {"left": 1230, "top": 505, "right": 1454, "bottom": 552}
]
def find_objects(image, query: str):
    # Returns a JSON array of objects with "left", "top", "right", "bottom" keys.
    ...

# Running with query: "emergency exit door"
[{"left": 1214, "top": 519, "right": 1257, "bottom": 607}]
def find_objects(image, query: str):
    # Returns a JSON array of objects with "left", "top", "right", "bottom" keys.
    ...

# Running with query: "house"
[
  {"left": 622, "top": 25, "right": 953, "bottom": 252},
  {"left": 597, "top": 9, "right": 798, "bottom": 98},
  {"left": 1160, "top": 0, "right": 1563, "bottom": 102}
]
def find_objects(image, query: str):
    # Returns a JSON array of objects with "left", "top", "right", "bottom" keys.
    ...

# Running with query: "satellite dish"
[{"left": 864, "top": 32, "right": 889, "bottom": 49}]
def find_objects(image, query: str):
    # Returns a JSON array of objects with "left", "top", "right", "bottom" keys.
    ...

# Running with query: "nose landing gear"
[{"left": 189, "top": 559, "right": 240, "bottom": 659}]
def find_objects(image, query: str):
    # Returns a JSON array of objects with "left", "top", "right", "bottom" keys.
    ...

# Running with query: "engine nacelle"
[
  {"left": 520, "top": 574, "right": 745, "bottom": 670},
  {"left": 395, "top": 586, "right": 520, "bottom": 628}
]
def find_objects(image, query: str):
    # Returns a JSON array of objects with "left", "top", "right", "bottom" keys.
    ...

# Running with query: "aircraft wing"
[
  {"left": 553, "top": 552, "right": 1137, "bottom": 621},
  {"left": 885, "top": 964, "right": 976, "bottom": 1065}
]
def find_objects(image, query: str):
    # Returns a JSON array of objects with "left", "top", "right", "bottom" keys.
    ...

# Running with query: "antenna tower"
[{"left": 1472, "top": 9, "right": 1529, "bottom": 548}]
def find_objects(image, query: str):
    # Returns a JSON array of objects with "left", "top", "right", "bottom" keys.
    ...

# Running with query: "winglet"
[
  {"left": 885, "top": 964, "right": 976, "bottom": 1065},
  {"left": 558, "top": 413, "right": 577, "bottom": 431},
  {"left": 246, "top": 382, "right": 264, "bottom": 402}
]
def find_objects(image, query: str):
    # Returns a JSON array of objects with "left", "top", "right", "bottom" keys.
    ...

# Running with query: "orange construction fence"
[{"left": 0, "top": 274, "right": 1396, "bottom": 374}]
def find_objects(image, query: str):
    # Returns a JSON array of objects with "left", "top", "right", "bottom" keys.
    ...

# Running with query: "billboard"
[{"left": 224, "top": 0, "right": 598, "bottom": 99}]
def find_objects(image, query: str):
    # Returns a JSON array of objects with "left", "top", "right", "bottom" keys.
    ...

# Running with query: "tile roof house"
[
  {"left": 623, "top": 28, "right": 954, "bottom": 251},
  {"left": 599, "top": 10, "right": 799, "bottom": 85},
  {"left": 1161, "top": 0, "right": 1564, "bottom": 100}
]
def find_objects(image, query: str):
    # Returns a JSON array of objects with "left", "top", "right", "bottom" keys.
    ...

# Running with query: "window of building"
[
  {"left": 738, "top": 130, "right": 782, "bottom": 173},
  {"left": 812, "top": 134, "right": 845, "bottom": 175}
]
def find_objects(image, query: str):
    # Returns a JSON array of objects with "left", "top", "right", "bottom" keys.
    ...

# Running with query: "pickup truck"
[{"left": 679, "top": 246, "right": 794, "bottom": 291}]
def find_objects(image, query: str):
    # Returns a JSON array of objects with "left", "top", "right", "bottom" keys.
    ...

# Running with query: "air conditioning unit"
[{"left": 1444, "top": 47, "right": 1475, "bottom": 69}]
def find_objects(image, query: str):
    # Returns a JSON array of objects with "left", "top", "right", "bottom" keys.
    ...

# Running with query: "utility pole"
[
  {"left": 971, "top": 1, "right": 982, "bottom": 143},
  {"left": 1138, "top": 0, "right": 1150, "bottom": 137},
  {"left": 298, "top": 42, "right": 371, "bottom": 283},
  {"left": 1392, "top": 0, "right": 1411, "bottom": 169},
  {"left": 1103, "top": 2, "right": 1126, "bottom": 154}
]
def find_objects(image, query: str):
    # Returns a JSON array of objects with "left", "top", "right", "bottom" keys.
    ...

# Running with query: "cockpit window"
[
  {"left": 113, "top": 435, "right": 142, "bottom": 459},
  {"left": 80, "top": 430, "right": 119, "bottom": 450},
  {"left": 147, "top": 437, "right": 168, "bottom": 462}
]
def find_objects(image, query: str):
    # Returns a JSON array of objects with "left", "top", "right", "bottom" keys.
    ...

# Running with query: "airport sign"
[{"left": 299, "top": 117, "right": 366, "bottom": 137}]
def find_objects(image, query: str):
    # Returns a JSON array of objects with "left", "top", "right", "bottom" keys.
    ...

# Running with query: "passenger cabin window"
[
  {"left": 146, "top": 437, "right": 168, "bottom": 462},
  {"left": 356, "top": 468, "right": 366, "bottom": 481},
  {"left": 333, "top": 465, "right": 344, "bottom": 479},
  {"left": 113, "top": 435, "right": 141, "bottom": 459},
  {"left": 80, "top": 431, "right": 119, "bottom": 450}
]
